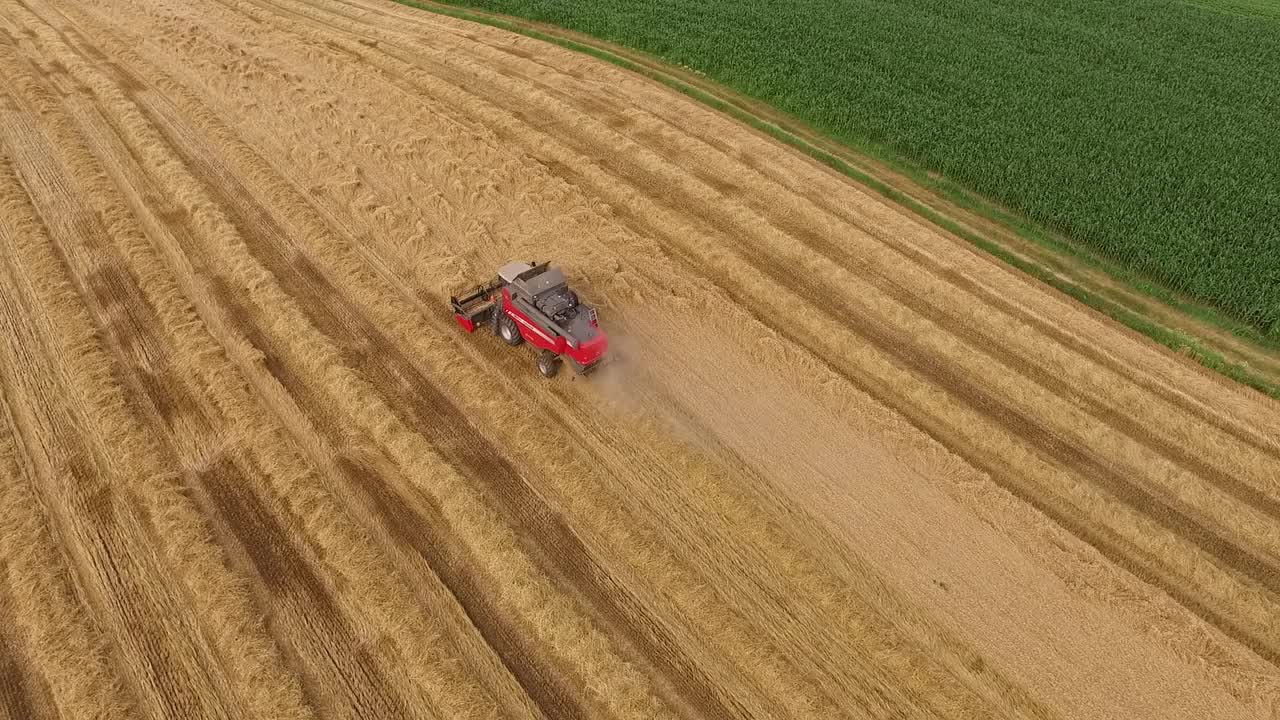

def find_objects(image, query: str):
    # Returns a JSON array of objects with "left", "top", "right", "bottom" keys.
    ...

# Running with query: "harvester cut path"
[{"left": 451, "top": 261, "right": 609, "bottom": 377}]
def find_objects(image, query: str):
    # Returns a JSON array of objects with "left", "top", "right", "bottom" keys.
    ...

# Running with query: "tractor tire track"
[
  {"left": 195, "top": 455, "right": 415, "bottom": 720},
  {"left": 0, "top": 614, "right": 45, "bottom": 720}
]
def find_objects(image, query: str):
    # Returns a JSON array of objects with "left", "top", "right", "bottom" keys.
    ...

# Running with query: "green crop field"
[{"left": 434, "top": 0, "right": 1280, "bottom": 338}]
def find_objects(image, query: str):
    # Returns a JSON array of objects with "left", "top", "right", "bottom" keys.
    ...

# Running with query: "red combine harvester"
[{"left": 449, "top": 260, "right": 609, "bottom": 378}]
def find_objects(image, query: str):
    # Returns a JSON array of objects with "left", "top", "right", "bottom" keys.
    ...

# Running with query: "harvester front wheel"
[
  {"left": 498, "top": 314, "right": 523, "bottom": 346},
  {"left": 537, "top": 350, "right": 561, "bottom": 378}
]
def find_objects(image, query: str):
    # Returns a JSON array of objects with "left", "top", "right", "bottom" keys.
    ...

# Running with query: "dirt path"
[{"left": 0, "top": 0, "right": 1276, "bottom": 718}]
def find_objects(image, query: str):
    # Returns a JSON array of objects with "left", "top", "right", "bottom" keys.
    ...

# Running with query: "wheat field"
[{"left": 0, "top": 0, "right": 1278, "bottom": 718}]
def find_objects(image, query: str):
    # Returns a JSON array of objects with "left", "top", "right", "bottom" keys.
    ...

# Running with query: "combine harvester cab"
[{"left": 450, "top": 260, "right": 609, "bottom": 378}]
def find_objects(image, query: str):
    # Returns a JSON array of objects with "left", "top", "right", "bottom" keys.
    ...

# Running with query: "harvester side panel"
[{"left": 502, "top": 288, "right": 565, "bottom": 353}]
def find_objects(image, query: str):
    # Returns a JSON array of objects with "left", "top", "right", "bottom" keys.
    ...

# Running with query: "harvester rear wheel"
[{"left": 537, "top": 350, "right": 561, "bottom": 378}]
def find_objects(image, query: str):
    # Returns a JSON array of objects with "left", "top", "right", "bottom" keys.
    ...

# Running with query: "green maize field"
[{"left": 436, "top": 0, "right": 1280, "bottom": 338}]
